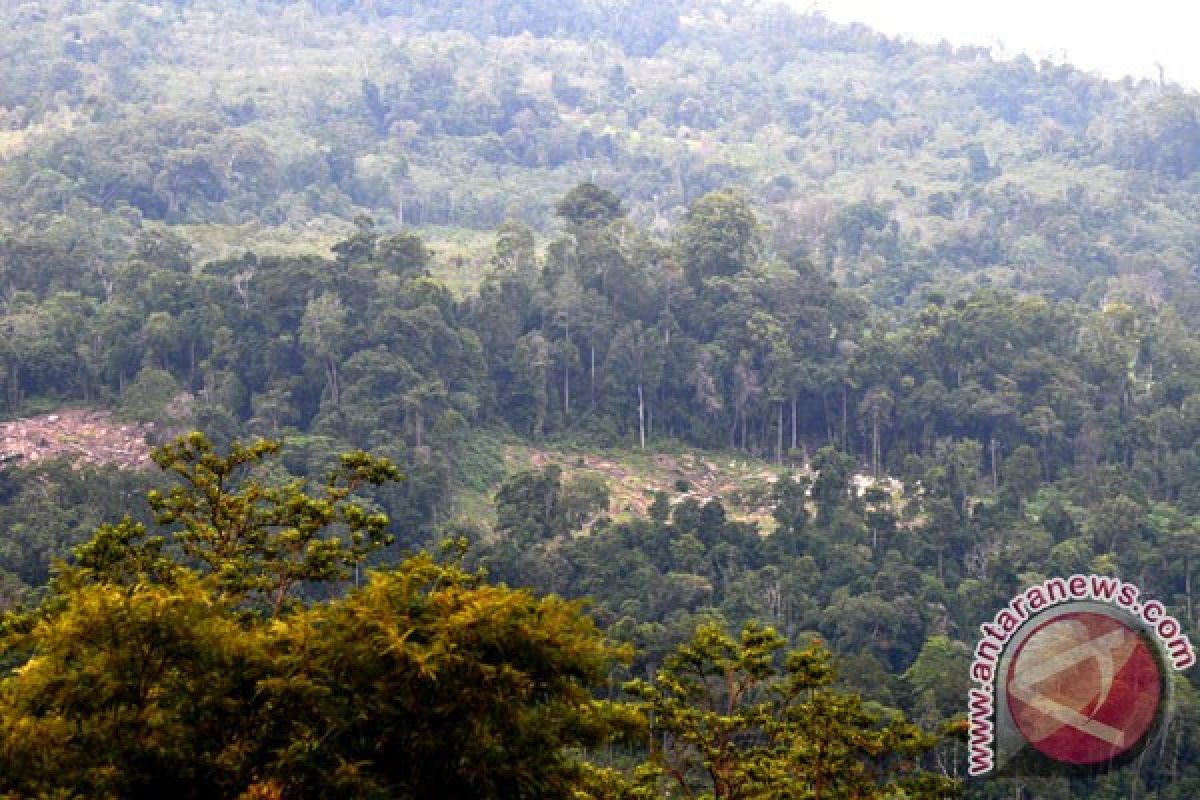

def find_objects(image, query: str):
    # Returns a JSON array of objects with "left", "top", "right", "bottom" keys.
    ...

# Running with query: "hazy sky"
[{"left": 805, "top": 0, "right": 1200, "bottom": 90}]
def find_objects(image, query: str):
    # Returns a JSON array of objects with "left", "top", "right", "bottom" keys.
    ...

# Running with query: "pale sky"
[{"left": 803, "top": 0, "right": 1200, "bottom": 90}]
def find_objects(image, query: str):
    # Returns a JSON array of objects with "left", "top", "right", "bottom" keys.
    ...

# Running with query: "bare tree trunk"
[
  {"left": 841, "top": 382, "right": 848, "bottom": 450},
  {"left": 872, "top": 413, "right": 880, "bottom": 478},
  {"left": 990, "top": 437, "right": 999, "bottom": 490},
  {"left": 327, "top": 359, "right": 341, "bottom": 406},
  {"left": 1187, "top": 555, "right": 1193, "bottom": 624},
  {"left": 637, "top": 382, "right": 645, "bottom": 450},
  {"left": 776, "top": 402, "right": 783, "bottom": 466},
  {"left": 791, "top": 394, "right": 798, "bottom": 453},
  {"left": 823, "top": 393, "right": 833, "bottom": 444}
]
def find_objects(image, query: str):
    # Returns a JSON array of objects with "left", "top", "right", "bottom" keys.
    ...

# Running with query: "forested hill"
[
  {"left": 7, "top": 3, "right": 1200, "bottom": 797},
  {"left": 5, "top": 0, "right": 1200, "bottom": 309}
]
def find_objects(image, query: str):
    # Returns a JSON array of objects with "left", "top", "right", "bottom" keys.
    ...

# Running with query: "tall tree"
[{"left": 677, "top": 189, "right": 760, "bottom": 288}]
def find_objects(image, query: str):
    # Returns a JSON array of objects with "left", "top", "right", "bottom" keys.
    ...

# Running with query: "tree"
[
  {"left": 677, "top": 189, "right": 759, "bottom": 287},
  {"left": 376, "top": 231, "right": 432, "bottom": 275},
  {"left": 858, "top": 386, "right": 893, "bottom": 478},
  {"left": 550, "top": 271, "right": 585, "bottom": 419},
  {"left": 0, "top": 435, "right": 628, "bottom": 799},
  {"left": 258, "top": 552, "right": 627, "bottom": 799},
  {"left": 514, "top": 331, "right": 552, "bottom": 438},
  {"left": 299, "top": 291, "right": 349, "bottom": 407},
  {"left": 606, "top": 322, "right": 664, "bottom": 450},
  {"left": 1085, "top": 494, "right": 1147, "bottom": 556},
  {"left": 494, "top": 465, "right": 566, "bottom": 544},
  {"left": 1002, "top": 444, "right": 1042, "bottom": 507},
  {"left": 811, "top": 445, "right": 855, "bottom": 527},
  {"left": 0, "top": 576, "right": 271, "bottom": 799},
  {"left": 625, "top": 621, "right": 959, "bottom": 799},
  {"left": 555, "top": 182, "right": 625, "bottom": 228},
  {"left": 903, "top": 635, "right": 970, "bottom": 722},
  {"left": 771, "top": 474, "right": 811, "bottom": 543},
  {"left": 493, "top": 220, "right": 539, "bottom": 277},
  {"left": 561, "top": 471, "right": 610, "bottom": 530},
  {"left": 137, "top": 432, "right": 398, "bottom": 614},
  {"left": 120, "top": 365, "right": 183, "bottom": 427}
]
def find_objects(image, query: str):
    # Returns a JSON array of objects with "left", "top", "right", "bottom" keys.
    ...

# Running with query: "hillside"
[
  {"left": 5, "top": 2, "right": 1200, "bottom": 797},
  {"left": 4, "top": 1, "right": 1200, "bottom": 309}
]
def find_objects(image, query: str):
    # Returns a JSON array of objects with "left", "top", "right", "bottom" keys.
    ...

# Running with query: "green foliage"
[
  {"left": 556, "top": 182, "right": 625, "bottom": 228},
  {"left": 0, "top": 435, "right": 628, "bottom": 799},
  {"left": 811, "top": 446, "right": 855, "bottom": 527},
  {"left": 625, "top": 621, "right": 959, "bottom": 799},
  {"left": 677, "top": 189, "right": 759, "bottom": 287},
  {"left": 265, "top": 552, "right": 624, "bottom": 799},
  {"left": 496, "top": 465, "right": 568, "bottom": 543},
  {"left": 141, "top": 433, "right": 399, "bottom": 612},
  {"left": 0, "top": 576, "right": 270, "bottom": 799},
  {"left": 6, "top": 5, "right": 1200, "bottom": 797}
]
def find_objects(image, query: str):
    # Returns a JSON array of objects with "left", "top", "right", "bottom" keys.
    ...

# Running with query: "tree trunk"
[
  {"left": 872, "top": 413, "right": 880, "bottom": 478},
  {"left": 637, "top": 382, "right": 646, "bottom": 450},
  {"left": 791, "top": 393, "right": 798, "bottom": 453},
  {"left": 776, "top": 402, "right": 784, "bottom": 466},
  {"left": 990, "top": 437, "right": 999, "bottom": 490},
  {"left": 590, "top": 346, "right": 596, "bottom": 409},
  {"left": 823, "top": 393, "right": 833, "bottom": 444},
  {"left": 841, "top": 381, "right": 848, "bottom": 450},
  {"left": 326, "top": 358, "right": 341, "bottom": 406},
  {"left": 1187, "top": 554, "right": 1193, "bottom": 624}
]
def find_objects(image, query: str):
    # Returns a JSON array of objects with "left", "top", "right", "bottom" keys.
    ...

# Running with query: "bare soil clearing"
[
  {"left": 515, "top": 445, "right": 794, "bottom": 530},
  {"left": 0, "top": 410, "right": 153, "bottom": 470}
]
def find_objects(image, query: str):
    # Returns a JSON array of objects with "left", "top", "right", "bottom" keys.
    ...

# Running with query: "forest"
[{"left": 3, "top": 0, "right": 1200, "bottom": 797}]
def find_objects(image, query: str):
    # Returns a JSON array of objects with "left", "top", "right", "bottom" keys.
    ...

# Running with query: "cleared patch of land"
[
  {"left": 0, "top": 410, "right": 153, "bottom": 470},
  {"left": 508, "top": 445, "right": 795, "bottom": 533}
]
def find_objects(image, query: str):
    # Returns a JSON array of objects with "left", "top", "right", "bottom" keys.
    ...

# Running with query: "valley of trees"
[{"left": 4, "top": 0, "right": 1200, "bottom": 798}]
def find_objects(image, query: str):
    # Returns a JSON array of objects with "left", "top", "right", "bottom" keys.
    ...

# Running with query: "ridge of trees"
[{"left": 4, "top": 0, "right": 1200, "bottom": 310}]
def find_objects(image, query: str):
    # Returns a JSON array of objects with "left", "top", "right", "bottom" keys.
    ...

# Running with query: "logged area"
[{"left": 0, "top": 410, "right": 152, "bottom": 469}]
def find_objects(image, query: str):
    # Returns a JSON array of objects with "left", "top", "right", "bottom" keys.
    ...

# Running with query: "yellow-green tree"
[
  {"left": 624, "top": 621, "right": 960, "bottom": 800},
  {"left": 0, "top": 433, "right": 627, "bottom": 800}
]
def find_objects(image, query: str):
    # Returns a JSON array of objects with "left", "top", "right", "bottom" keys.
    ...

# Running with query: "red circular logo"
[{"left": 1005, "top": 611, "right": 1163, "bottom": 765}]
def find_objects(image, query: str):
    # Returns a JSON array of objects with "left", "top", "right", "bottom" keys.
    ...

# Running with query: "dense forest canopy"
[
  {"left": 4, "top": 0, "right": 1200, "bottom": 307},
  {"left": 3, "top": 1, "right": 1200, "bottom": 797}
]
